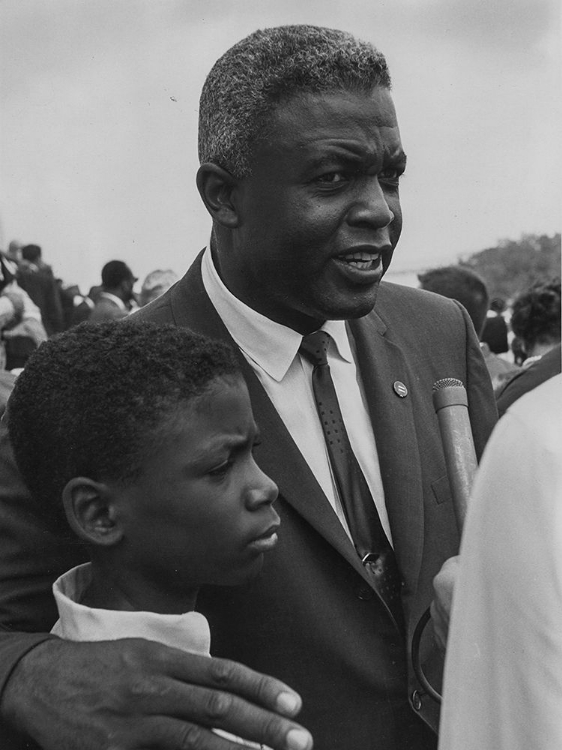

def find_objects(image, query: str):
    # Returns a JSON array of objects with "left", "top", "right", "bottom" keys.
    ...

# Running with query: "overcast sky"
[{"left": 1, "top": 0, "right": 560, "bottom": 291}]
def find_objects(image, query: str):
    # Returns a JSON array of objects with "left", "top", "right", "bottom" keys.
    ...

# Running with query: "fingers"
[
  {"left": 130, "top": 718, "right": 311, "bottom": 750},
  {"left": 134, "top": 648, "right": 312, "bottom": 749},
  {"left": 431, "top": 555, "right": 460, "bottom": 652},
  {"left": 167, "top": 651, "right": 303, "bottom": 718},
  {"left": 3, "top": 638, "right": 313, "bottom": 750}
]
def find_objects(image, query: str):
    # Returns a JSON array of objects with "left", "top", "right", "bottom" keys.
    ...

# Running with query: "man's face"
[
  {"left": 220, "top": 87, "right": 406, "bottom": 333},
  {"left": 114, "top": 376, "right": 280, "bottom": 612}
]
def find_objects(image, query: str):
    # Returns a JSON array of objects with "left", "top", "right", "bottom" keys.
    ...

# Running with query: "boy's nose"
[{"left": 246, "top": 461, "right": 278, "bottom": 509}]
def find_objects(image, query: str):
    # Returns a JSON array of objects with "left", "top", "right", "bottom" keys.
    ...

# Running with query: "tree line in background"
[{"left": 460, "top": 233, "right": 561, "bottom": 303}]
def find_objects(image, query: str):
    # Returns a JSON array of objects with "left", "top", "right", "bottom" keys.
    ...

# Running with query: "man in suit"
[
  {"left": 0, "top": 25, "right": 497, "bottom": 750},
  {"left": 88, "top": 260, "right": 136, "bottom": 322}
]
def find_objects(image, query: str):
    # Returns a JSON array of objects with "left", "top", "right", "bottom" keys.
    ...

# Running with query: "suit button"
[
  {"left": 411, "top": 689, "right": 422, "bottom": 711},
  {"left": 357, "top": 584, "right": 373, "bottom": 600}
]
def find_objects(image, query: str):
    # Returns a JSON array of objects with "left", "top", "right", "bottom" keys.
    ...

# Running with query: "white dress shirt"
[
  {"left": 201, "top": 247, "right": 391, "bottom": 544},
  {"left": 52, "top": 564, "right": 211, "bottom": 652}
]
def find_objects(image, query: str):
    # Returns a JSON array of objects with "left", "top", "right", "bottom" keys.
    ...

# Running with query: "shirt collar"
[
  {"left": 100, "top": 291, "right": 126, "bottom": 310},
  {"left": 201, "top": 246, "right": 353, "bottom": 381},
  {"left": 53, "top": 564, "right": 211, "bottom": 656}
]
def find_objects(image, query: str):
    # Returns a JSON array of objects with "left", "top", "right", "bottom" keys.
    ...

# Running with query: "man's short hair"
[
  {"left": 8, "top": 322, "right": 240, "bottom": 529},
  {"left": 101, "top": 260, "right": 133, "bottom": 289},
  {"left": 21, "top": 244, "right": 42, "bottom": 263},
  {"left": 418, "top": 265, "right": 490, "bottom": 337},
  {"left": 510, "top": 279, "right": 561, "bottom": 351},
  {"left": 198, "top": 24, "right": 391, "bottom": 178}
]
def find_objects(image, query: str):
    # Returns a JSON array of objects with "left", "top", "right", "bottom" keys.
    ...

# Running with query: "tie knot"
[{"left": 299, "top": 330, "right": 331, "bottom": 367}]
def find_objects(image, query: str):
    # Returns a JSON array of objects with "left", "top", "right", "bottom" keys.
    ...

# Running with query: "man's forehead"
[
  {"left": 260, "top": 87, "right": 402, "bottom": 157},
  {"left": 269, "top": 87, "right": 397, "bottom": 130}
]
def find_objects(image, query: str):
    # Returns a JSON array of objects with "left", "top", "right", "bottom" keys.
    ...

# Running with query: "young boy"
[{"left": 7, "top": 321, "right": 280, "bottom": 747}]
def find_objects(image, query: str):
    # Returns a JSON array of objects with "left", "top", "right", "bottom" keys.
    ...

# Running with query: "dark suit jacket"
[
  {"left": 0, "top": 254, "right": 497, "bottom": 750},
  {"left": 17, "top": 264, "right": 64, "bottom": 337}
]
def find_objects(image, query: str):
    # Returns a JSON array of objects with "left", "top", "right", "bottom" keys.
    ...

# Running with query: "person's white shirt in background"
[{"left": 439, "top": 373, "right": 562, "bottom": 750}]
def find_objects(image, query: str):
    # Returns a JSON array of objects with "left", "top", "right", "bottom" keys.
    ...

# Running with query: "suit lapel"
[{"left": 349, "top": 311, "right": 425, "bottom": 593}]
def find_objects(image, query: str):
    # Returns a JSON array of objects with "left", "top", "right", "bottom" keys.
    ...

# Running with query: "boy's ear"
[
  {"left": 196, "top": 163, "right": 241, "bottom": 229},
  {"left": 62, "top": 478, "right": 123, "bottom": 547}
]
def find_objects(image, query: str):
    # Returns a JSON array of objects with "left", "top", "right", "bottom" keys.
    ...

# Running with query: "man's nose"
[
  {"left": 345, "top": 176, "right": 394, "bottom": 228},
  {"left": 245, "top": 460, "right": 279, "bottom": 509}
]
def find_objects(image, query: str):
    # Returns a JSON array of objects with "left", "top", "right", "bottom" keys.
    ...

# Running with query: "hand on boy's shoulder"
[{"left": 2, "top": 637, "right": 312, "bottom": 750}]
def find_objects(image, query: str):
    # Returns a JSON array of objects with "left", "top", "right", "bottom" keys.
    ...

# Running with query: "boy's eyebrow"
[{"left": 190, "top": 427, "right": 260, "bottom": 459}]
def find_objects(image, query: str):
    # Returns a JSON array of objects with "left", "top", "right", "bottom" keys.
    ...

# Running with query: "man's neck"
[{"left": 209, "top": 244, "right": 325, "bottom": 334}]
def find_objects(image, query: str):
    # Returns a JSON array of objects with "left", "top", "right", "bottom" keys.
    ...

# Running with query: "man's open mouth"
[{"left": 336, "top": 251, "right": 382, "bottom": 270}]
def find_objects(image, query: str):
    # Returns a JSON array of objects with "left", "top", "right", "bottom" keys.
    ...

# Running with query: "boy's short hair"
[{"left": 8, "top": 321, "right": 240, "bottom": 528}]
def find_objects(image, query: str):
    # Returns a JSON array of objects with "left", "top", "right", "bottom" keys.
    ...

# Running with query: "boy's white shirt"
[
  {"left": 52, "top": 564, "right": 264, "bottom": 748},
  {"left": 52, "top": 563, "right": 211, "bottom": 652}
]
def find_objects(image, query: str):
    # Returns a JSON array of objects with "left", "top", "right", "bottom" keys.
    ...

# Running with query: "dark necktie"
[{"left": 299, "top": 330, "right": 404, "bottom": 631}]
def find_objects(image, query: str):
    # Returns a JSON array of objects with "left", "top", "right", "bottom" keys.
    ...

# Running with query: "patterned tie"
[{"left": 300, "top": 330, "right": 404, "bottom": 632}]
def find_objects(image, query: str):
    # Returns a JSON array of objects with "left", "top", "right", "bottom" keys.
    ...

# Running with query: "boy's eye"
[{"left": 208, "top": 459, "right": 233, "bottom": 478}]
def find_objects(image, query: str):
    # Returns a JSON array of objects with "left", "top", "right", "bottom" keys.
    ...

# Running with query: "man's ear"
[
  {"left": 196, "top": 163, "right": 241, "bottom": 229},
  {"left": 62, "top": 478, "right": 123, "bottom": 547}
]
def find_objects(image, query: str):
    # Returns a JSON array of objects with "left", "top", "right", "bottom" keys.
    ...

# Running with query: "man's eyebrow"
[
  {"left": 306, "top": 145, "right": 408, "bottom": 168},
  {"left": 306, "top": 151, "right": 362, "bottom": 169}
]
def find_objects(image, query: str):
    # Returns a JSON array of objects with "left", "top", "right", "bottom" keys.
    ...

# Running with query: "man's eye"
[
  {"left": 316, "top": 172, "right": 347, "bottom": 184},
  {"left": 379, "top": 168, "right": 403, "bottom": 182}
]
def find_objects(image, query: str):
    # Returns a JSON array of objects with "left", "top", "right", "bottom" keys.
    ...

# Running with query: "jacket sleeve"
[
  {"left": 456, "top": 299, "right": 499, "bottom": 457},
  {"left": 0, "top": 413, "right": 86, "bottom": 712}
]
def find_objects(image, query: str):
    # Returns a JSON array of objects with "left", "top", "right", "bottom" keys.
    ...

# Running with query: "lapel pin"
[{"left": 393, "top": 381, "right": 408, "bottom": 398}]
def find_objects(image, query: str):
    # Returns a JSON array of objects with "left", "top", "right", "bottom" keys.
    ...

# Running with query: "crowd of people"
[
  {"left": 0, "top": 23, "right": 560, "bottom": 750},
  {"left": 0, "top": 244, "right": 179, "bottom": 372},
  {"left": 2, "top": 237, "right": 557, "bottom": 403}
]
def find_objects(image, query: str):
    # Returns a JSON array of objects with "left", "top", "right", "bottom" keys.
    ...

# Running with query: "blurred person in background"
[
  {"left": 138, "top": 269, "right": 178, "bottom": 307},
  {"left": 0, "top": 253, "right": 47, "bottom": 371},
  {"left": 481, "top": 297, "right": 509, "bottom": 355},
  {"left": 508, "top": 279, "right": 560, "bottom": 367},
  {"left": 495, "top": 280, "right": 561, "bottom": 416},
  {"left": 418, "top": 265, "right": 519, "bottom": 391},
  {"left": 89, "top": 260, "right": 137, "bottom": 322},
  {"left": 17, "top": 244, "right": 64, "bottom": 337},
  {"left": 6, "top": 241, "right": 23, "bottom": 264}
]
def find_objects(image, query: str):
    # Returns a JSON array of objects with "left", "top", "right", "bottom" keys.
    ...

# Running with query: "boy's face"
[{"left": 115, "top": 375, "right": 279, "bottom": 611}]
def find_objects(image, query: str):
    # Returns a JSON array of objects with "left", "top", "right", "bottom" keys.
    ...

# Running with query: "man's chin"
[{"left": 321, "top": 287, "right": 381, "bottom": 321}]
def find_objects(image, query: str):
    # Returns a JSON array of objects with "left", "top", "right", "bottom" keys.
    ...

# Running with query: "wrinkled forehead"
[
  {"left": 253, "top": 86, "right": 400, "bottom": 164},
  {"left": 259, "top": 85, "right": 396, "bottom": 136}
]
